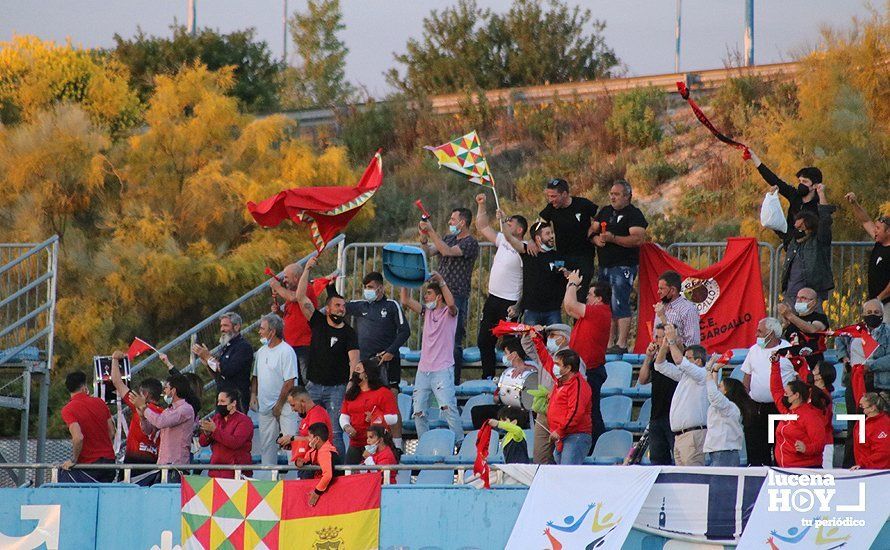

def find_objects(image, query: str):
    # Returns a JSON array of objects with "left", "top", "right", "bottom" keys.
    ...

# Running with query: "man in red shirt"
[
  {"left": 60, "top": 371, "right": 116, "bottom": 482},
  {"left": 110, "top": 350, "right": 163, "bottom": 465},
  {"left": 198, "top": 389, "right": 254, "bottom": 478},
  {"left": 563, "top": 270, "right": 612, "bottom": 445},
  {"left": 278, "top": 386, "right": 333, "bottom": 468}
]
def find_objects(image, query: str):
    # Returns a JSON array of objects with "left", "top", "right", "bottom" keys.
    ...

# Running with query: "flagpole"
[{"left": 487, "top": 171, "right": 503, "bottom": 232}]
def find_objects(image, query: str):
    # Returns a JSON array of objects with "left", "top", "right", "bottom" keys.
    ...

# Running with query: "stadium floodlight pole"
[
  {"left": 675, "top": 0, "right": 682, "bottom": 73},
  {"left": 282, "top": 0, "right": 288, "bottom": 63},
  {"left": 187, "top": 0, "right": 197, "bottom": 36},
  {"left": 744, "top": 0, "right": 754, "bottom": 66}
]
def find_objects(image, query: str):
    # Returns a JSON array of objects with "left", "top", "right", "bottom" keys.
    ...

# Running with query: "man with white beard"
[{"left": 192, "top": 312, "right": 255, "bottom": 412}]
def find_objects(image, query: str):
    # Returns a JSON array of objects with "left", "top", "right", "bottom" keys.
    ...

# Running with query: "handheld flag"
[
  {"left": 247, "top": 151, "right": 383, "bottom": 252},
  {"left": 827, "top": 323, "right": 879, "bottom": 360},
  {"left": 424, "top": 131, "right": 494, "bottom": 187},
  {"left": 127, "top": 337, "right": 155, "bottom": 361},
  {"left": 491, "top": 320, "right": 536, "bottom": 338},
  {"left": 677, "top": 82, "right": 749, "bottom": 152},
  {"left": 474, "top": 422, "right": 493, "bottom": 489}
]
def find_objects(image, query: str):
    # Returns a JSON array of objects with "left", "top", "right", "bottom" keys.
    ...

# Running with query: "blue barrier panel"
[
  {"left": 0, "top": 487, "right": 98, "bottom": 549},
  {"left": 379, "top": 485, "right": 527, "bottom": 549},
  {"left": 96, "top": 485, "right": 181, "bottom": 549}
]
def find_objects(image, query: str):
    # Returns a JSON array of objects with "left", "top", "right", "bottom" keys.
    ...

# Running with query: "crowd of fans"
[{"left": 58, "top": 153, "right": 890, "bottom": 495}]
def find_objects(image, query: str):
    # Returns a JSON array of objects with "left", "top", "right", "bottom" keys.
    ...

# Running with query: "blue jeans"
[
  {"left": 554, "top": 433, "right": 592, "bottom": 465},
  {"left": 522, "top": 309, "right": 562, "bottom": 327},
  {"left": 599, "top": 266, "right": 638, "bottom": 319},
  {"left": 306, "top": 382, "right": 347, "bottom": 457},
  {"left": 707, "top": 450, "right": 740, "bottom": 467},
  {"left": 453, "top": 294, "right": 470, "bottom": 385},
  {"left": 413, "top": 367, "right": 464, "bottom": 443}
]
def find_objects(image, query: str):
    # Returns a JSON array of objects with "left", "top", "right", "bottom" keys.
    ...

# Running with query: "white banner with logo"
[
  {"left": 739, "top": 468, "right": 890, "bottom": 549},
  {"left": 506, "top": 466, "right": 661, "bottom": 550}
]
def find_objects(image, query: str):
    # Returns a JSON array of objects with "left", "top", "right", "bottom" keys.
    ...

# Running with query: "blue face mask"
[
  {"left": 552, "top": 365, "right": 563, "bottom": 378},
  {"left": 448, "top": 225, "right": 459, "bottom": 234},
  {"left": 365, "top": 444, "right": 378, "bottom": 454},
  {"left": 363, "top": 288, "right": 378, "bottom": 301},
  {"left": 424, "top": 300, "right": 438, "bottom": 310},
  {"left": 164, "top": 394, "right": 173, "bottom": 405},
  {"left": 756, "top": 337, "right": 767, "bottom": 348}
]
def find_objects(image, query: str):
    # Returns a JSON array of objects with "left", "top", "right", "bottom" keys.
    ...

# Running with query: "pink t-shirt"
[{"left": 417, "top": 306, "right": 458, "bottom": 373}]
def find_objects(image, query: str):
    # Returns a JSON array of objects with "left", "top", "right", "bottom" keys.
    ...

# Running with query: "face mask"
[
  {"left": 540, "top": 243, "right": 553, "bottom": 252},
  {"left": 329, "top": 313, "right": 345, "bottom": 324},
  {"left": 797, "top": 183, "right": 811, "bottom": 197},
  {"left": 864, "top": 314, "right": 883, "bottom": 329},
  {"left": 794, "top": 302, "right": 810, "bottom": 315},
  {"left": 216, "top": 404, "right": 230, "bottom": 417},
  {"left": 363, "top": 288, "right": 378, "bottom": 301},
  {"left": 660, "top": 295, "right": 671, "bottom": 304},
  {"left": 546, "top": 339, "right": 560, "bottom": 354},
  {"left": 504, "top": 355, "right": 513, "bottom": 367},
  {"left": 424, "top": 300, "right": 438, "bottom": 310},
  {"left": 164, "top": 394, "right": 173, "bottom": 405},
  {"left": 781, "top": 396, "right": 792, "bottom": 409},
  {"left": 260, "top": 337, "right": 269, "bottom": 346},
  {"left": 792, "top": 227, "right": 807, "bottom": 240},
  {"left": 552, "top": 365, "right": 563, "bottom": 378},
  {"left": 365, "top": 444, "right": 378, "bottom": 454},
  {"left": 756, "top": 337, "right": 767, "bottom": 348},
  {"left": 448, "top": 225, "right": 459, "bottom": 234},
  {"left": 219, "top": 332, "right": 232, "bottom": 346}
]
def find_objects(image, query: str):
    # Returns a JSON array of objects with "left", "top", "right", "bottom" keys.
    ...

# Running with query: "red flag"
[
  {"left": 677, "top": 82, "right": 749, "bottom": 151},
  {"left": 829, "top": 323, "right": 879, "bottom": 360},
  {"left": 310, "top": 274, "right": 338, "bottom": 297},
  {"left": 127, "top": 337, "right": 154, "bottom": 361},
  {"left": 247, "top": 151, "right": 383, "bottom": 252},
  {"left": 474, "top": 423, "right": 493, "bottom": 489},
  {"left": 634, "top": 238, "right": 766, "bottom": 353},
  {"left": 491, "top": 320, "right": 536, "bottom": 338}
]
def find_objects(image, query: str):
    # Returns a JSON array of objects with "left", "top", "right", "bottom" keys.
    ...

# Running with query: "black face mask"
[
  {"left": 864, "top": 315, "right": 883, "bottom": 329},
  {"left": 792, "top": 227, "right": 807, "bottom": 240},
  {"left": 781, "top": 396, "right": 792, "bottom": 409},
  {"left": 216, "top": 404, "right": 230, "bottom": 417},
  {"left": 660, "top": 296, "right": 671, "bottom": 304},
  {"left": 797, "top": 184, "right": 811, "bottom": 197},
  {"left": 329, "top": 313, "right": 345, "bottom": 324}
]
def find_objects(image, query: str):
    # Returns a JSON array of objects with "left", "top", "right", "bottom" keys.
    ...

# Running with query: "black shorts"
[{"left": 379, "top": 357, "right": 401, "bottom": 389}]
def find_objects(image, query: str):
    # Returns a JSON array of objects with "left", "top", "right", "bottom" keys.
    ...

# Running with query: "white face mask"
[
  {"left": 164, "top": 394, "right": 173, "bottom": 405},
  {"left": 552, "top": 364, "right": 563, "bottom": 378},
  {"left": 503, "top": 355, "right": 513, "bottom": 367},
  {"left": 794, "top": 302, "right": 810, "bottom": 314},
  {"left": 260, "top": 337, "right": 270, "bottom": 346},
  {"left": 540, "top": 243, "right": 553, "bottom": 252},
  {"left": 363, "top": 288, "right": 378, "bottom": 301},
  {"left": 424, "top": 301, "right": 438, "bottom": 310},
  {"left": 546, "top": 338, "right": 560, "bottom": 354},
  {"left": 448, "top": 225, "right": 459, "bottom": 234},
  {"left": 365, "top": 443, "right": 378, "bottom": 454}
]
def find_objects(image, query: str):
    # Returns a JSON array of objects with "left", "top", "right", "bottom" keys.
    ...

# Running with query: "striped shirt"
[{"left": 658, "top": 296, "right": 701, "bottom": 345}]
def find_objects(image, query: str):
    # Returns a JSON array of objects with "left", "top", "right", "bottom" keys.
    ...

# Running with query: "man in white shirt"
[
  {"left": 740, "top": 316, "right": 794, "bottom": 466},
  {"left": 474, "top": 193, "right": 527, "bottom": 379},
  {"left": 250, "top": 313, "right": 298, "bottom": 467},
  {"left": 654, "top": 325, "right": 709, "bottom": 466}
]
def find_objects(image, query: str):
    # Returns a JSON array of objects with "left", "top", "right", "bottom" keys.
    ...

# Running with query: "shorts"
[
  {"left": 378, "top": 357, "right": 401, "bottom": 389},
  {"left": 598, "top": 265, "right": 638, "bottom": 318}
]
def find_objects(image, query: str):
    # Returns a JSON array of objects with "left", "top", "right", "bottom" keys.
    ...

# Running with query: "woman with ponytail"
[
  {"left": 851, "top": 392, "right": 890, "bottom": 470},
  {"left": 770, "top": 357, "right": 825, "bottom": 467}
]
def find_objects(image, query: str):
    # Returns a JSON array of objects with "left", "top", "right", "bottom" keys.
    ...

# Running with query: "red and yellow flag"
[{"left": 181, "top": 473, "right": 381, "bottom": 549}]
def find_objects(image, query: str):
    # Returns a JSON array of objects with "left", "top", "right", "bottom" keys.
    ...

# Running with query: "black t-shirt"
[
  {"left": 520, "top": 249, "right": 570, "bottom": 312},
  {"left": 539, "top": 197, "right": 598, "bottom": 258},
  {"left": 869, "top": 242, "right": 890, "bottom": 304},
  {"left": 651, "top": 368, "right": 678, "bottom": 420},
  {"left": 307, "top": 310, "right": 359, "bottom": 386},
  {"left": 594, "top": 204, "right": 649, "bottom": 267},
  {"left": 782, "top": 311, "right": 830, "bottom": 369}
]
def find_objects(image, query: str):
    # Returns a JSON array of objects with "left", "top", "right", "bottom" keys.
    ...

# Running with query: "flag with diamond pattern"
[
  {"left": 424, "top": 130, "right": 494, "bottom": 187},
  {"left": 181, "top": 473, "right": 381, "bottom": 549}
]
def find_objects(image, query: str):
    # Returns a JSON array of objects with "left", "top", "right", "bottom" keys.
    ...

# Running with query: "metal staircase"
[{"left": 0, "top": 236, "right": 59, "bottom": 486}]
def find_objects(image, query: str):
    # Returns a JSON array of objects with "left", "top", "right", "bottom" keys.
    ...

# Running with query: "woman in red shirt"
[
  {"left": 770, "top": 358, "right": 825, "bottom": 467},
  {"left": 532, "top": 331, "right": 592, "bottom": 465},
  {"left": 852, "top": 392, "right": 890, "bottom": 470},
  {"left": 340, "top": 361, "right": 398, "bottom": 465},
  {"left": 362, "top": 425, "right": 399, "bottom": 484}
]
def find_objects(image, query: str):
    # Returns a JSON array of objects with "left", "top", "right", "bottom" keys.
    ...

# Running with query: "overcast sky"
[{"left": 1, "top": 1, "right": 874, "bottom": 98}]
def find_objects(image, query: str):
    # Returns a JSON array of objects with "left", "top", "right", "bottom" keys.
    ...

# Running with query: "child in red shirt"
[{"left": 362, "top": 425, "right": 398, "bottom": 485}]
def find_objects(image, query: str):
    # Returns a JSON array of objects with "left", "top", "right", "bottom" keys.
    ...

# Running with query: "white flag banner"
[
  {"left": 506, "top": 466, "right": 660, "bottom": 549},
  {"left": 739, "top": 468, "right": 890, "bottom": 549}
]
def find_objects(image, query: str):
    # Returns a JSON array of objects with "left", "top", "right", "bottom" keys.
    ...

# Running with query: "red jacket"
[
  {"left": 853, "top": 412, "right": 890, "bottom": 469},
  {"left": 365, "top": 445, "right": 398, "bottom": 485},
  {"left": 770, "top": 361, "right": 825, "bottom": 467},
  {"left": 533, "top": 336, "right": 592, "bottom": 444},
  {"left": 198, "top": 411, "right": 254, "bottom": 478}
]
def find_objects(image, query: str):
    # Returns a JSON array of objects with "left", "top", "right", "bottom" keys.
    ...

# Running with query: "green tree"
[
  {"left": 287, "top": 0, "right": 354, "bottom": 108},
  {"left": 112, "top": 25, "right": 283, "bottom": 112},
  {"left": 387, "top": 0, "right": 619, "bottom": 95}
]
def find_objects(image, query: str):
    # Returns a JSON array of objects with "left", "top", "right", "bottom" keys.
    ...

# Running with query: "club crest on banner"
[
  {"left": 681, "top": 277, "right": 720, "bottom": 315},
  {"left": 313, "top": 526, "right": 343, "bottom": 550}
]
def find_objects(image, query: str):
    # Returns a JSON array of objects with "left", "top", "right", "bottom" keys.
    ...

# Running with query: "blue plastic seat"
[
  {"left": 729, "top": 366, "right": 745, "bottom": 381},
  {"left": 462, "top": 346, "right": 482, "bottom": 364},
  {"left": 422, "top": 406, "right": 448, "bottom": 430},
  {"left": 193, "top": 448, "right": 212, "bottom": 464},
  {"left": 401, "top": 348, "right": 422, "bottom": 363},
  {"left": 831, "top": 387, "right": 846, "bottom": 400},
  {"left": 398, "top": 393, "right": 415, "bottom": 431},
  {"left": 584, "top": 429, "right": 633, "bottom": 465},
  {"left": 729, "top": 348, "right": 748, "bottom": 365},
  {"left": 602, "top": 361, "right": 633, "bottom": 397},
  {"left": 604, "top": 353, "right": 621, "bottom": 362},
  {"left": 400, "top": 429, "right": 456, "bottom": 464},
  {"left": 623, "top": 383, "right": 651, "bottom": 399},
  {"left": 626, "top": 398, "right": 651, "bottom": 432},
  {"left": 601, "top": 395, "right": 633, "bottom": 430},
  {"left": 621, "top": 353, "right": 646, "bottom": 364},
  {"left": 444, "top": 429, "right": 499, "bottom": 464},
  {"left": 382, "top": 244, "right": 429, "bottom": 288},
  {"left": 823, "top": 349, "right": 840, "bottom": 364},
  {"left": 415, "top": 469, "right": 455, "bottom": 485},
  {"left": 460, "top": 393, "right": 495, "bottom": 430},
  {"left": 456, "top": 379, "right": 497, "bottom": 397}
]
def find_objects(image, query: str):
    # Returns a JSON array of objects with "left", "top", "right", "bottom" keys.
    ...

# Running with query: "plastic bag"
[{"left": 760, "top": 189, "right": 787, "bottom": 233}]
